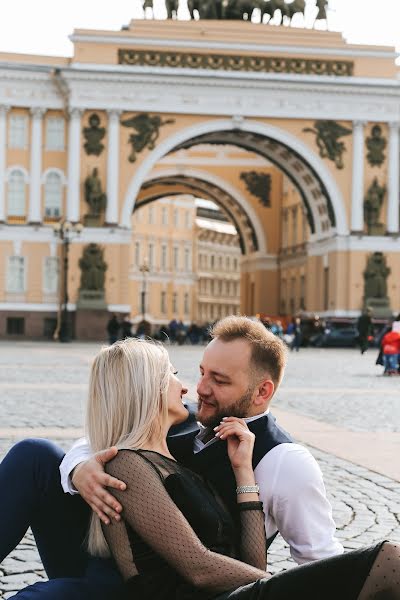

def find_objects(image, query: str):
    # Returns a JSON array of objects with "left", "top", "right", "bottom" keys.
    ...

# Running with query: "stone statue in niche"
[
  {"left": 84, "top": 168, "right": 107, "bottom": 220},
  {"left": 303, "top": 120, "right": 352, "bottom": 169},
  {"left": 79, "top": 243, "right": 107, "bottom": 291},
  {"left": 363, "top": 251, "right": 391, "bottom": 312},
  {"left": 366, "top": 125, "right": 387, "bottom": 167},
  {"left": 120, "top": 113, "right": 175, "bottom": 162},
  {"left": 364, "top": 177, "right": 386, "bottom": 235},
  {"left": 83, "top": 113, "right": 106, "bottom": 156},
  {"left": 240, "top": 171, "right": 272, "bottom": 207}
]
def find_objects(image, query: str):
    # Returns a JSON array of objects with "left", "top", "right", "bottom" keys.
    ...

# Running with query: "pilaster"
[
  {"left": 66, "top": 108, "right": 83, "bottom": 222},
  {"left": 387, "top": 122, "right": 400, "bottom": 235},
  {"left": 350, "top": 120, "right": 365, "bottom": 234}
]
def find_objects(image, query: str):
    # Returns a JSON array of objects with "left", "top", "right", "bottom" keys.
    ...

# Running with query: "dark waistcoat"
[{"left": 167, "top": 406, "right": 293, "bottom": 547}]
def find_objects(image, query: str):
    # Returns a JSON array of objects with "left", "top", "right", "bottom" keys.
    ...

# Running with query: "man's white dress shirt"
[{"left": 60, "top": 409, "right": 343, "bottom": 565}]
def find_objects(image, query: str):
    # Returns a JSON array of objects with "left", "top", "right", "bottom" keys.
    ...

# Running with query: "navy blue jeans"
[{"left": 0, "top": 439, "right": 122, "bottom": 599}]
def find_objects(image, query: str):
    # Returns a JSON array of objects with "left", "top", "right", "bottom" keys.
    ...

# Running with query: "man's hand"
[{"left": 72, "top": 447, "right": 126, "bottom": 525}]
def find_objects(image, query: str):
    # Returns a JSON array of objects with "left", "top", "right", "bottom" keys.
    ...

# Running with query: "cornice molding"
[{"left": 69, "top": 33, "right": 397, "bottom": 59}]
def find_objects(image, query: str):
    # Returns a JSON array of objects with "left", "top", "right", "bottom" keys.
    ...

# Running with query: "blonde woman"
[{"left": 85, "top": 338, "right": 399, "bottom": 600}]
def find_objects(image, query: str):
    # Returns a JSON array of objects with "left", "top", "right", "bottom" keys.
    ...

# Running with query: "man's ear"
[{"left": 253, "top": 379, "right": 275, "bottom": 408}]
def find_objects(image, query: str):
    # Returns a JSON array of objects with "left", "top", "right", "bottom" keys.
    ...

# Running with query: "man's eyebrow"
[{"left": 206, "top": 368, "right": 232, "bottom": 380}]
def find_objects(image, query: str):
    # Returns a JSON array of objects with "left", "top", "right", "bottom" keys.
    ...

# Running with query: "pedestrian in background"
[
  {"left": 357, "top": 307, "right": 373, "bottom": 354},
  {"left": 106, "top": 313, "right": 120, "bottom": 345},
  {"left": 121, "top": 315, "right": 133, "bottom": 339}
]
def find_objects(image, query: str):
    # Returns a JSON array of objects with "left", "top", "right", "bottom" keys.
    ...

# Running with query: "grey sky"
[{"left": 0, "top": 0, "right": 399, "bottom": 58}]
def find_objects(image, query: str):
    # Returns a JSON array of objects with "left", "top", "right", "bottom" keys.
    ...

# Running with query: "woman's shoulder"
[{"left": 106, "top": 448, "right": 179, "bottom": 481}]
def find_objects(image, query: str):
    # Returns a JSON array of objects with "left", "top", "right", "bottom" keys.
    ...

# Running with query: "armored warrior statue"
[{"left": 84, "top": 168, "right": 107, "bottom": 217}]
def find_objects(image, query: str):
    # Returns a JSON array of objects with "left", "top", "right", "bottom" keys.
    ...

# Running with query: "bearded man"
[{"left": 0, "top": 317, "right": 342, "bottom": 599}]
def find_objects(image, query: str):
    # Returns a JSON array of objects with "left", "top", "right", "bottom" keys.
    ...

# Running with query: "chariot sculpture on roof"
[{"left": 142, "top": 0, "right": 329, "bottom": 26}]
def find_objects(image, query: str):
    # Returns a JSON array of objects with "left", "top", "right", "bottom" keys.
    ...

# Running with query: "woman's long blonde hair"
[{"left": 86, "top": 338, "right": 171, "bottom": 556}]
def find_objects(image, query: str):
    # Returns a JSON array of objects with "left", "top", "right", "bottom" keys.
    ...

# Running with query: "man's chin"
[{"left": 196, "top": 404, "right": 221, "bottom": 429}]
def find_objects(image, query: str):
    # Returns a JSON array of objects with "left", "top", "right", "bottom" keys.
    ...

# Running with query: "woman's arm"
[{"left": 106, "top": 450, "right": 268, "bottom": 594}]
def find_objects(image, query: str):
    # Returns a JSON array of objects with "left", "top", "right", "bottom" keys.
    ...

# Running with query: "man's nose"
[{"left": 197, "top": 376, "right": 210, "bottom": 396}]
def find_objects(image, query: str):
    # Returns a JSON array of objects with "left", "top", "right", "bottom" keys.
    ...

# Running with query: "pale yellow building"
[{"left": 0, "top": 17, "right": 399, "bottom": 339}]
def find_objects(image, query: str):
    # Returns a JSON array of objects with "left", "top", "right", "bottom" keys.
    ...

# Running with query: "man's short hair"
[{"left": 210, "top": 316, "right": 287, "bottom": 387}]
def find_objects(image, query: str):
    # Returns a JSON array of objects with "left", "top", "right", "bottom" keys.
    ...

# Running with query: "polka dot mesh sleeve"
[
  {"left": 103, "top": 450, "right": 268, "bottom": 594},
  {"left": 358, "top": 541, "right": 400, "bottom": 599},
  {"left": 238, "top": 503, "right": 267, "bottom": 571}
]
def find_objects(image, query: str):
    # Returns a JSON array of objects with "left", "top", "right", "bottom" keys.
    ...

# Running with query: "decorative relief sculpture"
[
  {"left": 84, "top": 168, "right": 107, "bottom": 225},
  {"left": 121, "top": 113, "right": 175, "bottom": 162},
  {"left": 363, "top": 252, "right": 390, "bottom": 300},
  {"left": 364, "top": 177, "right": 386, "bottom": 235},
  {"left": 79, "top": 244, "right": 107, "bottom": 291},
  {"left": 118, "top": 49, "right": 352, "bottom": 76},
  {"left": 366, "top": 125, "right": 386, "bottom": 167},
  {"left": 303, "top": 120, "right": 352, "bottom": 169},
  {"left": 83, "top": 113, "right": 106, "bottom": 156},
  {"left": 240, "top": 171, "right": 272, "bottom": 207}
]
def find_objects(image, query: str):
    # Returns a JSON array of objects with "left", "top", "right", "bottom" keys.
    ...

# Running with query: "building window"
[
  {"left": 43, "top": 257, "right": 59, "bottom": 295},
  {"left": 300, "top": 275, "right": 306, "bottom": 310},
  {"left": 6, "top": 256, "right": 25, "bottom": 293},
  {"left": 162, "top": 207, "right": 168, "bottom": 226},
  {"left": 7, "top": 169, "right": 26, "bottom": 217},
  {"left": 324, "top": 267, "right": 329, "bottom": 311},
  {"left": 184, "top": 292, "right": 189, "bottom": 315},
  {"left": 161, "top": 291, "right": 167, "bottom": 314},
  {"left": 134, "top": 241, "right": 140, "bottom": 266},
  {"left": 7, "top": 317, "right": 25, "bottom": 335},
  {"left": 184, "top": 248, "right": 190, "bottom": 272},
  {"left": 173, "top": 246, "right": 179, "bottom": 270},
  {"left": 9, "top": 115, "right": 28, "bottom": 149},
  {"left": 46, "top": 117, "right": 65, "bottom": 151},
  {"left": 219, "top": 256, "right": 223, "bottom": 269},
  {"left": 161, "top": 244, "right": 167, "bottom": 271},
  {"left": 226, "top": 257, "right": 230, "bottom": 270},
  {"left": 148, "top": 206, "right": 154, "bottom": 224},
  {"left": 172, "top": 292, "right": 178, "bottom": 314},
  {"left": 148, "top": 243, "right": 154, "bottom": 269},
  {"left": 44, "top": 172, "right": 63, "bottom": 218},
  {"left": 173, "top": 209, "right": 179, "bottom": 227},
  {"left": 233, "top": 258, "right": 238, "bottom": 271},
  {"left": 185, "top": 210, "right": 191, "bottom": 229},
  {"left": 211, "top": 255, "right": 215, "bottom": 269}
]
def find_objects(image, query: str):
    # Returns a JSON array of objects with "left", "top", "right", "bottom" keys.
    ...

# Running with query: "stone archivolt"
[{"left": 118, "top": 49, "right": 353, "bottom": 77}]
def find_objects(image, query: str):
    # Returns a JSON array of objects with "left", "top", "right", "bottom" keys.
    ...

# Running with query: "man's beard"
[{"left": 196, "top": 387, "right": 254, "bottom": 429}]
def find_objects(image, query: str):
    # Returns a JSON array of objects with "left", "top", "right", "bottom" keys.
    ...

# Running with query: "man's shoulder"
[{"left": 256, "top": 442, "right": 320, "bottom": 479}]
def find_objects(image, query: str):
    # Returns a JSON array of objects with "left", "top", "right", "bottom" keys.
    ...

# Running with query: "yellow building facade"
[{"left": 0, "top": 17, "right": 399, "bottom": 338}]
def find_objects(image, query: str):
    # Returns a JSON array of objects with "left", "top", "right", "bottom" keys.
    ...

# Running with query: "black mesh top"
[{"left": 102, "top": 449, "right": 267, "bottom": 600}]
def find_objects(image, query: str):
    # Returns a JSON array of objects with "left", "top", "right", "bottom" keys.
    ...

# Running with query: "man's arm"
[
  {"left": 59, "top": 439, "right": 126, "bottom": 524},
  {"left": 255, "top": 443, "right": 343, "bottom": 565}
]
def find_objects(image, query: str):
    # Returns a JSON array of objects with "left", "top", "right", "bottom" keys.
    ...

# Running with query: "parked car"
[{"left": 310, "top": 322, "right": 358, "bottom": 348}]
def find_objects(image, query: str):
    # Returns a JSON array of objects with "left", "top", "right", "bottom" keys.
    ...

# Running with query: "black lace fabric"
[{"left": 102, "top": 450, "right": 268, "bottom": 598}]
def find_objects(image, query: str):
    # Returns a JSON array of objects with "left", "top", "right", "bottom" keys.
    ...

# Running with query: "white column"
[
  {"left": 387, "top": 122, "right": 400, "bottom": 235},
  {"left": 66, "top": 108, "right": 82, "bottom": 222},
  {"left": 350, "top": 120, "right": 365, "bottom": 233},
  {"left": 106, "top": 109, "right": 121, "bottom": 225},
  {"left": 28, "top": 107, "right": 46, "bottom": 223},
  {"left": 0, "top": 105, "right": 10, "bottom": 222}
]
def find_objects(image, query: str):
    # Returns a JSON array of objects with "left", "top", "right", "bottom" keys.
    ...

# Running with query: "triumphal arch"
[{"left": 0, "top": 0, "right": 399, "bottom": 338}]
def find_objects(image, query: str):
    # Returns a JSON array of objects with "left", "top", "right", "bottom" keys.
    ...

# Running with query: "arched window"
[
  {"left": 44, "top": 172, "right": 63, "bottom": 218},
  {"left": 7, "top": 169, "right": 26, "bottom": 217}
]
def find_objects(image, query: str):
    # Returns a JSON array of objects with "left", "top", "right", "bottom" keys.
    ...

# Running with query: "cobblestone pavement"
[{"left": 0, "top": 342, "right": 399, "bottom": 597}]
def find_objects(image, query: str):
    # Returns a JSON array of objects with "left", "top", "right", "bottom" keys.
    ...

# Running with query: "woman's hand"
[{"left": 214, "top": 417, "right": 255, "bottom": 473}]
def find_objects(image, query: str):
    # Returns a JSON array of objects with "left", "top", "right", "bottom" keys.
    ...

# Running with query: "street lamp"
[
  {"left": 53, "top": 220, "right": 83, "bottom": 342},
  {"left": 139, "top": 260, "right": 150, "bottom": 323}
]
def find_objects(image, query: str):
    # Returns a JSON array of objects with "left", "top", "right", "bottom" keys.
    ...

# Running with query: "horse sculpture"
[
  {"left": 259, "top": 0, "right": 305, "bottom": 25},
  {"left": 165, "top": 0, "right": 179, "bottom": 19},
  {"left": 142, "top": 0, "right": 154, "bottom": 17}
]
